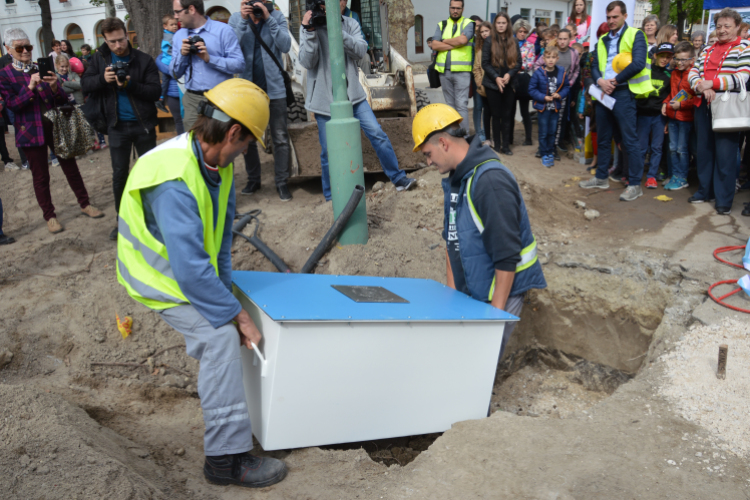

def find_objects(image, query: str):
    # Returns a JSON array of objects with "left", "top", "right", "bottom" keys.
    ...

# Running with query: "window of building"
[
  {"left": 415, "top": 15, "right": 423, "bottom": 54},
  {"left": 207, "top": 6, "right": 231, "bottom": 23},
  {"left": 66, "top": 24, "right": 84, "bottom": 54},
  {"left": 555, "top": 11, "right": 563, "bottom": 26},
  {"left": 520, "top": 8, "right": 531, "bottom": 22}
]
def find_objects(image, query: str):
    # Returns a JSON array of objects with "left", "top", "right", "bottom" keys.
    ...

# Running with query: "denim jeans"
[
  {"left": 243, "top": 98, "right": 291, "bottom": 188},
  {"left": 315, "top": 100, "right": 406, "bottom": 201},
  {"left": 108, "top": 121, "right": 157, "bottom": 213},
  {"left": 595, "top": 87, "right": 643, "bottom": 185},
  {"left": 473, "top": 91, "right": 485, "bottom": 142},
  {"left": 668, "top": 119, "right": 692, "bottom": 180},
  {"left": 694, "top": 102, "right": 740, "bottom": 207},
  {"left": 537, "top": 109, "right": 559, "bottom": 157},
  {"left": 637, "top": 114, "right": 666, "bottom": 179}
]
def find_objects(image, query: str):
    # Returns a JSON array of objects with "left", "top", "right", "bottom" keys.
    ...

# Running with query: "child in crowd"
[
  {"left": 158, "top": 14, "right": 179, "bottom": 113},
  {"left": 55, "top": 54, "right": 83, "bottom": 105},
  {"left": 741, "top": 22, "right": 750, "bottom": 39},
  {"left": 80, "top": 44, "right": 92, "bottom": 62},
  {"left": 662, "top": 41, "right": 697, "bottom": 190},
  {"left": 529, "top": 46, "right": 570, "bottom": 168},
  {"left": 636, "top": 43, "right": 673, "bottom": 189}
]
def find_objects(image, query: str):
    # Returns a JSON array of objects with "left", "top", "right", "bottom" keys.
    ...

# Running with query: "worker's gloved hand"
[{"left": 234, "top": 309, "right": 262, "bottom": 349}]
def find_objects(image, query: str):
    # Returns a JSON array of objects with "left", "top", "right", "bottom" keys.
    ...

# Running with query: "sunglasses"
[{"left": 14, "top": 44, "right": 33, "bottom": 54}]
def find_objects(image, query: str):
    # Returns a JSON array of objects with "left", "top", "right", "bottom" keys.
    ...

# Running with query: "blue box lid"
[{"left": 232, "top": 271, "right": 518, "bottom": 323}]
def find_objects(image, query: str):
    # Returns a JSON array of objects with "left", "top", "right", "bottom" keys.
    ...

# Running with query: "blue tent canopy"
[{"left": 704, "top": 0, "right": 750, "bottom": 9}]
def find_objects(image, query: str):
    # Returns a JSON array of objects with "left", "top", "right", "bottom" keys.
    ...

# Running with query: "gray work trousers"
[
  {"left": 182, "top": 91, "right": 207, "bottom": 132},
  {"left": 159, "top": 305, "right": 253, "bottom": 456},
  {"left": 500, "top": 293, "right": 525, "bottom": 360},
  {"left": 439, "top": 70, "right": 471, "bottom": 126},
  {"left": 243, "top": 98, "right": 291, "bottom": 187}
]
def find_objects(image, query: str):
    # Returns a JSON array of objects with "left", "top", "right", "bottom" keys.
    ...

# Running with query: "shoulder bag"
[
  {"left": 44, "top": 104, "right": 96, "bottom": 159},
  {"left": 248, "top": 21, "right": 295, "bottom": 106},
  {"left": 711, "top": 75, "right": 750, "bottom": 132}
]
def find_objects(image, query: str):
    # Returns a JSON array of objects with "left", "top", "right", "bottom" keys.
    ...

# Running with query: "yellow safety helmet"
[
  {"left": 203, "top": 78, "right": 270, "bottom": 149},
  {"left": 412, "top": 103, "right": 463, "bottom": 152},
  {"left": 612, "top": 52, "right": 632, "bottom": 74}
]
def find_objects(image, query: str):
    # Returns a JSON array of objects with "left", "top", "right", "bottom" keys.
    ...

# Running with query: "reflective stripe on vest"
[
  {"left": 465, "top": 160, "right": 539, "bottom": 288},
  {"left": 116, "top": 132, "right": 234, "bottom": 311},
  {"left": 435, "top": 17, "right": 474, "bottom": 73},
  {"left": 595, "top": 26, "right": 655, "bottom": 97}
]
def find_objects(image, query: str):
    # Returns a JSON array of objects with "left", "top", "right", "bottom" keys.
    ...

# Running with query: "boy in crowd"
[
  {"left": 80, "top": 44, "right": 92, "bottom": 62},
  {"left": 636, "top": 43, "right": 673, "bottom": 189},
  {"left": 157, "top": 14, "right": 179, "bottom": 113},
  {"left": 529, "top": 46, "right": 570, "bottom": 168},
  {"left": 662, "top": 41, "right": 697, "bottom": 190}
]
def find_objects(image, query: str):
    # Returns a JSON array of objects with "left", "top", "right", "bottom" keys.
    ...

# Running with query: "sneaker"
[
  {"left": 553, "top": 152, "right": 561, "bottom": 161},
  {"left": 545, "top": 155, "right": 555, "bottom": 168},
  {"left": 501, "top": 148, "right": 513, "bottom": 156},
  {"left": 579, "top": 177, "right": 609, "bottom": 189},
  {"left": 241, "top": 182, "right": 260, "bottom": 195},
  {"left": 276, "top": 183, "right": 292, "bottom": 202},
  {"left": 4, "top": 161, "right": 19, "bottom": 171},
  {"left": 608, "top": 174, "right": 621, "bottom": 183},
  {"left": 21, "top": 162, "right": 30, "bottom": 171},
  {"left": 645, "top": 178, "right": 658, "bottom": 189},
  {"left": 523, "top": 138, "right": 533, "bottom": 146},
  {"left": 47, "top": 218, "right": 64, "bottom": 234},
  {"left": 664, "top": 177, "right": 688, "bottom": 191},
  {"left": 50, "top": 157, "right": 59, "bottom": 167},
  {"left": 155, "top": 100, "right": 168, "bottom": 113},
  {"left": 656, "top": 171, "right": 667, "bottom": 182},
  {"left": 558, "top": 143, "right": 568, "bottom": 152},
  {"left": 100, "top": 142, "right": 108, "bottom": 149},
  {"left": 91, "top": 143, "right": 100, "bottom": 151},
  {"left": 109, "top": 227, "right": 118, "bottom": 240},
  {"left": 395, "top": 177, "right": 417, "bottom": 192},
  {"left": 535, "top": 149, "right": 542, "bottom": 158},
  {"left": 742, "top": 202, "right": 750, "bottom": 216},
  {"left": 204, "top": 453, "right": 287, "bottom": 488},
  {"left": 687, "top": 195, "right": 707, "bottom": 204},
  {"left": 716, "top": 206, "right": 731, "bottom": 215},
  {"left": 81, "top": 205, "right": 104, "bottom": 218},
  {"left": 739, "top": 179, "right": 750, "bottom": 191},
  {"left": 620, "top": 176, "right": 628, "bottom": 186},
  {"left": 0, "top": 233, "right": 15, "bottom": 245},
  {"left": 619, "top": 185, "right": 643, "bottom": 202}
]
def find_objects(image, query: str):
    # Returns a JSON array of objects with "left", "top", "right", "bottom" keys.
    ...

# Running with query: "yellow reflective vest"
[
  {"left": 116, "top": 132, "right": 233, "bottom": 311},
  {"left": 596, "top": 26, "right": 655, "bottom": 97},
  {"left": 435, "top": 17, "right": 474, "bottom": 73}
]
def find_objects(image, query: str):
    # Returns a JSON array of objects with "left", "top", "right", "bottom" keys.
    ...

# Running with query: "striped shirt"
[{"left": 688, "top": 38, "right": 750, "bottom": 92}]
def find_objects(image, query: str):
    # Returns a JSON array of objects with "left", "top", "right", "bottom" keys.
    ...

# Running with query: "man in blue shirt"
[{"left": 170, "top": 0, "right": 245, "bottom": 130}]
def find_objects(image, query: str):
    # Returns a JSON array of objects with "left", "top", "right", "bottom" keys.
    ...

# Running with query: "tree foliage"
[{"left": 649, "top": 0, "right": 706, "bottom": 39}]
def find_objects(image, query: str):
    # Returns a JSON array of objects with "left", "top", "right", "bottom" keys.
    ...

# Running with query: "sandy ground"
[{"left": 1, "top": 119, "right": 750, "bottom": 499}]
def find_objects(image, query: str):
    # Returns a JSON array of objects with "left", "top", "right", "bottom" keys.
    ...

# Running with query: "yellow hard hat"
[
  {"left": 412, "top": 103, "right": 463, "bottom": 152},
  {"left": 612, "top": 52, "right": 632, "bottom": 74},
  {"left": 204, "top": 79, "right": 270, "bottom": 149}
]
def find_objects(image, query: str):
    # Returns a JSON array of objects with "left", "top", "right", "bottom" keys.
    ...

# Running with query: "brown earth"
[{"left": 1, "top": 121, "right": 750, "bottom": 499}]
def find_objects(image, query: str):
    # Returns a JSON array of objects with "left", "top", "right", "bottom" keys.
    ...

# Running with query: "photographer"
[
  {"left": 299, "top": 0, "right": 415, "bottom": 200},
  {"left": 81, "top": 17, "right": 161, "bottom": 241},
  {"left": 171, "top": 0, "right": 245, "bottom": 130},
  {"left": 229, "top": 0, "right": 293, "bottom": 201}
]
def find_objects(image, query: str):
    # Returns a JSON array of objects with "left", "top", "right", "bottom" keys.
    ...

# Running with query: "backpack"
[{"left": 427, "top": 21, "right": 448, "bottom": 89}]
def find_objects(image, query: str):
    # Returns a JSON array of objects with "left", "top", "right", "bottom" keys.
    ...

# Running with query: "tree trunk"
[
  {"left": 386, "top": 0, "right": 415, "bottom": 59},
  {"left": 105, "top": 0, "right": 117, "bottom": 19},
  {"left": 120, "top": 0, "right": 172, "bottom": 58},
  {"left": 38, "top": 0, "right": 55, "bottom": 55},
  {"left": 658, "top": 0, "right": 671, "bottom": 27}
]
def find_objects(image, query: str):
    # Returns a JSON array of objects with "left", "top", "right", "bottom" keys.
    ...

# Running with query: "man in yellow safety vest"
[
  {"left": 116, "top": 78, "right": 288, "bottom": 489},
  {"left": 579, "top": 0, "right": 653, "bottom": 202},
  {"left": 431, "top": 0, "right": 475, "bottom": 125}
]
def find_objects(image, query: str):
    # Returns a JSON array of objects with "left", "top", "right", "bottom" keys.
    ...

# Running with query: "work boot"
[
  {"left": 0, "top": 233, "right": 15, "bottom": 245},
  {"left": 579, "top": 177, "right": 609, "bottom": 189},
  {"left": 619, "top": 185, "right": 643, "bottom": 202},
  {"left": 47, "top": 218, "right": 64, "bottom": 234},
  {"left": 241, "top": 182, "right": 260, "bottom": 195},
  {"left": 204, "top": 452, "right": 288, "bottom": 488},
  {"left": 81, "top": 205, "right": 104, "bottom": 218},
  {"left": 277, "top": 183, "right": 292, "bottom": 202}
]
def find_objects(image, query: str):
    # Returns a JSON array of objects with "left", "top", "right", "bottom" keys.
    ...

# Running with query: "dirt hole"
[{"left": 322, "top": 433, "right": 443, "bottom": 467}]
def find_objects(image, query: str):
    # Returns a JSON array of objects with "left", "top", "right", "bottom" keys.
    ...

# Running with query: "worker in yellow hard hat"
[
  {"left": 116, "top": 78, "right": 288, "bottom": 489},
  {"left": 413, "top": 104, "right": 546, "bottom": 408}
]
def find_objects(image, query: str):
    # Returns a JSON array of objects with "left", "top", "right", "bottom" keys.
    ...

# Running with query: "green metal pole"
[
  {"left": 324, "top": 0, "right": 368, "bottom": 245},
  {"left": 486, "top": 0, "right": 490, "bottom": 22}
]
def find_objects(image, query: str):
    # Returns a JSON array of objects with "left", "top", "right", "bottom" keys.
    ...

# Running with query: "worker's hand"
[
  {"left": 104, "top": 66, "right": 117, "bottom": 84},
  {"left": 598, "top": 77, "right": 615, "bottom": 95},
  {"left": 180, "top": 38, "right": 192, "bottom": 56},
  {"left": 669, "top": 100, "right": 681, "bottom": 110},
  {"left": 303, "top": 10, "right": 315, "bottom": 30},
  {"left": 703, "top": 88, "right": 716, "bottom": 103},
  {"left": 545, "top": 95, "right": 554, "bottom": 102},
  {"left": 195, "top": 41, "right": 210, "bottom": 63},
  {"left": 695, "top": 79, "right": 714, "bottom": 93},
  {"left": 234, "top": 309, "right": 262, "bottom": 350}
]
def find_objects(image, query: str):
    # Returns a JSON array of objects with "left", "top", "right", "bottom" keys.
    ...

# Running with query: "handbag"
[
  {"left": 81, "top": 87, "right": 108, "bottom": 134},
  {"left": 711, "top": 76, "right": 750, "bottom": 132},
  {"left": 428, "top": 59, "right": 442, "bottom": 88},
  {"left": 44, "top": 104, "right": 96, "bottom": 159},
  {"left": 248, "top": 21, "right": 295, "bottom": 106}
]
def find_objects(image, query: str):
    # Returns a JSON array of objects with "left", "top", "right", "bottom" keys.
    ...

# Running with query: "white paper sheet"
[{"left": 588, "top": 84, "right": 617, "bottom": 110}]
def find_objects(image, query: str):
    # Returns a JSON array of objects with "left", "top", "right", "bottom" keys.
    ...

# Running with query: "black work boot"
[{"left": 204, "top": 452, "right": 287, "bottom": 488}]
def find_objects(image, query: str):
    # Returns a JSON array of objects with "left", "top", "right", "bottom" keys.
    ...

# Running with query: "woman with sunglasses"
[{"left": 0, "top": 29, "right": 103, "bottom": 233}]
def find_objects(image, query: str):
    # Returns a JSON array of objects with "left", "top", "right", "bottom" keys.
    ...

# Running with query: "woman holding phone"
[{"left": 0, "top": 28, "right": 103, "bottom": 234}]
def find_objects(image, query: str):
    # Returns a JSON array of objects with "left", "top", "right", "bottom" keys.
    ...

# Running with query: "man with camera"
[
  {"left": 229, "top": 0, "right": 293, "bottom": 201},
  {"left": 81, "top": 17, "right": 161, "bottom": 241},
  {"left": 171, "top": 0, "right": 245, "bottom": 131},
  {"left": 300, "top": 0, "right": 416, "bottom": 200}
]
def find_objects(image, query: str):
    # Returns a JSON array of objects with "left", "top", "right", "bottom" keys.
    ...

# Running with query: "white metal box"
[{"left": 232, "top": 271, "right": 517, "bottom": 451}]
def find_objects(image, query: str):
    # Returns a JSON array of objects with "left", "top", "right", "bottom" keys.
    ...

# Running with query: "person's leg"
[
  {"left": 23, "top": 146, "right": 56, "bottom": 220},
  {"left": 315, "top": 113, "right": 332, "bottom": 201},
  {"left": 694, "top": 104, "right": 716, "bottom": 201},
  {"left": 554, "top": 97, "right": 568, "bottom": 149},
  {"left": 440, "top": 71, "right": 456, "bottom": 109},
  {"left": 107, "top": 122, "right": 134, "bottom": 214},
  {"left": 538, "top": 111, "right": 552, "bottom": 157},
  {"left": 677, "top": 121, "right": 692, "bottom": 181},
  {"left": 594, "top": 104, "right": 615, "bottom": 180},
  {"left": 353, "top": 100, "right": 406, "bottom": 184},
  {"left": 648, "top": 116, "right": 666, "bottom": 179},
  {"left": 473, "top": 91, "right": 485, "bottom": 141},
  {"left": 0, "top": 131, "right": 12, "bottom": 163},
  {"left": 166, "top": 96, "right": 185, "bottom": 135},
  {"left": 713, "top": 130, "right": 741, "bottom": 209},
  {"left": 482, "top": 95, "right": 492, "bottom": 144},
  {"left": 668, "top": 120, "right": 681, "bottom": 179},
  {"left": 637, "top": 114, "right": 651, "bottom": 175},
  {"left": 159, "top": 305, "right": 254, "bottom": 456},
  {"left": 132, "top": 125, "right": 157, "bottom": 158},
  {"left": 452, "top": 72, "right": 471, "bottom": 126},
  {"left": 498, "top": 294, "right": 525, "bottom": 362},
  {"left": 97, "top": 132, "right": 107, "bottom": 147},
  {"left": 486, "top": 88, "right": 503, "bottom": 151},
  {"left": 269, "top": 99, "right": 291, "bottom": 187},
  {"left": 499, "top": 87, "right": 516, "bottom": 152},
  {"left": 611, "top": 90, "right": 642, "bottom": 186},
  {"left": 519, "top": 98, "right": 532, "bottom": 144},
  {"left": 243, "top": 143, "right": 262, "bottom": 189},
  {"left": 44, "top": 121, "right": 91, "bottom": 209},
  {"left": 182, "top": 92, "right": 206, "bottom": 132}
]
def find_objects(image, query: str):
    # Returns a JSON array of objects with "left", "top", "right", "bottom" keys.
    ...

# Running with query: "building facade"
[{"left": 633, "top": 0, "right": 651, "bottom": 29}]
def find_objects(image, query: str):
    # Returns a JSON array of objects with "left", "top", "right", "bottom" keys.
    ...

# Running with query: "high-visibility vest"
[
  {"left": 116, "top": 132, "right": 233, "bottom": 311},
  {"left": 435, "top": 17, "right": 474, "bottom": 74},
  {"left": 596, "top": 26, "right": 655, "bottom": 97}
]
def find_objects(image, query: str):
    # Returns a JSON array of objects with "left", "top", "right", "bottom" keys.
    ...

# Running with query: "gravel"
[{"left": 658, "top": 318, "right": 750, "bottom": 458}]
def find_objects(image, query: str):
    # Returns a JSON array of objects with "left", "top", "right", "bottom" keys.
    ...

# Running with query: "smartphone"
[{"left": 36, "top": 56, "right": 54, "bottom": 78}]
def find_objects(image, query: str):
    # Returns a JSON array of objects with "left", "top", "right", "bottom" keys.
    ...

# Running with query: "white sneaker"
[
  {"left": 21, "top": 162, "right": 30, "bottom": 170},
  {"left": 50, "top": 158, "right": 60, "bottom": 167},
  {"left": 4, "top": 161, "right": 19, "bottom": 171}
]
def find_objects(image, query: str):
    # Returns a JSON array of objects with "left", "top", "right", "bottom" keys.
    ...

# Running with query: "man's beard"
[{"left": 450, "top": 12, "right": 461, "bottom": 20}]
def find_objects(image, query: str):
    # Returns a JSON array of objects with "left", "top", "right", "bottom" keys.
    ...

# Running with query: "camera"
[
  {"left": 305, "top": 0, "right": 328, "bottom": 28},
  {"left": 110, "top": 61, "right": 129, "bottom": 83},
  {"left": 188, "top": 35, "right": 204, "bottom": 55},
  {"left": 246, "top": 0, "right": 273, "bottom": 18}
]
